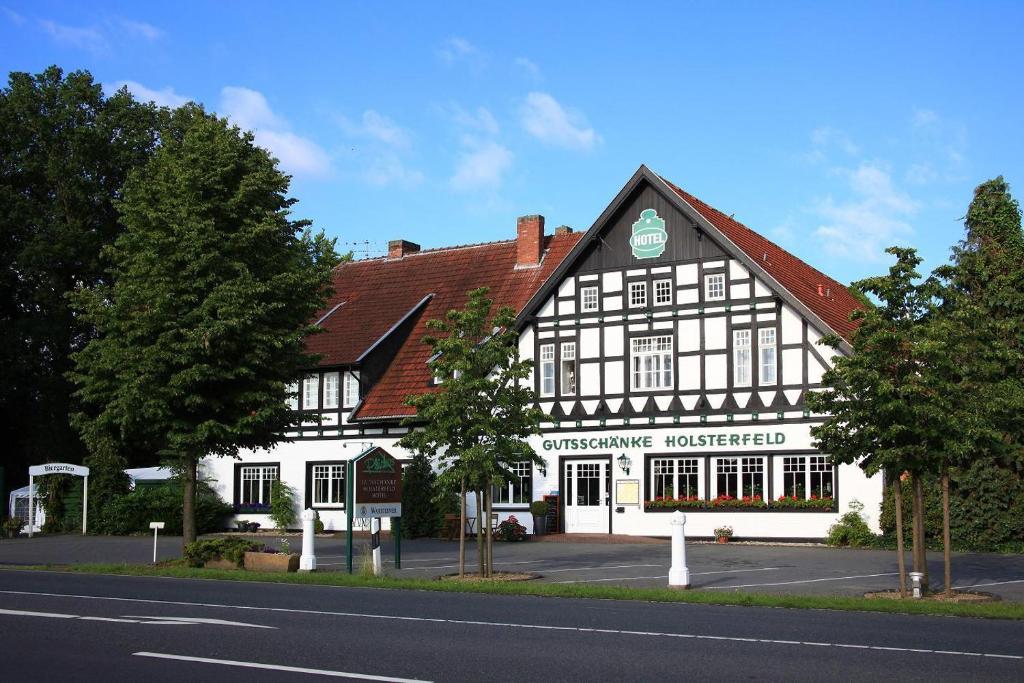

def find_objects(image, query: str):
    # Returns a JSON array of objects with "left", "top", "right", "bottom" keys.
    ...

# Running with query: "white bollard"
[
  {"left": 371, "top": 517, "right": 383, "bottom": 576},
  {"left": 299, "top": 509, "right": 317, "bottom": 571},
  {"left": 668, "top": 510, "right": 690, "bottom": 589},
  {"left": 149, "top": 522, "right": 164, "bottom": 564},
  {"left": 908, "top": 571, "right": 924, "bottom": 599}
]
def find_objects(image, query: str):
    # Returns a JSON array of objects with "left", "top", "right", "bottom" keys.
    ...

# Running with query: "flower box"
[{"left": 243, "top": 551, "right": 299, "bottom": 572}]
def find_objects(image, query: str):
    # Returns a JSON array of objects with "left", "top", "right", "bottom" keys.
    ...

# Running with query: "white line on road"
[
  {"left": 0, "top": 605, "right": 275, "bottom": 628},
  {"left": 3, "top": 589, "right": 1021, "bottom": 661},
  {"left": 133, "top": 652, "right": 430, "bottom": 682},
  {"left": 705, "top": 572, "right": 900, "bottom": 590},
  {"left": 0, "top": 608, "right": 77, "bottom": 619},
  {"left": 538, "top": 563, "right": 663, "bottom": 574},
  {"left": 953, "top": 579, "right": 1024, "bottom": 590},
  {"left": 322, "top": 560, "right": 546, "bottom": 570},
  {"left": 549, "top": 567, "right": 780, "bottom": 584}
]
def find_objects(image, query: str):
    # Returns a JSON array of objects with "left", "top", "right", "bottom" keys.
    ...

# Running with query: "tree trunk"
[
  {"left": 458, "top": 478, "right": 466, "bottom": 578},
  {"left": 485, "top": 484, "right": 493, "bottom": 578},
  {"left": 892, "top": 474, "right": 907, "bottom": 598},
  {"left": 942, "top": 467, "right": 952, "bottom": 597},
  {"left": 475, "top": 488, "right": 484, "bottom": 577},
  {"left": 182, "top": 456, "right": 198, "bottom": 548},
  {"left": 911, "top": 473, "right": 929, "bottom": 593}
]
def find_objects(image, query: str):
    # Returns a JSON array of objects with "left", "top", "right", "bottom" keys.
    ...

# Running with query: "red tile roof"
[
  {"left": 313, "top": 234, "right": 582, "bottom": 420},
  {"left": 660, "top": 177, "right": 863, "bottom": 341}
]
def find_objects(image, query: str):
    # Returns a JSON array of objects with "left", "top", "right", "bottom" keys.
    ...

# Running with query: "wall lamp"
[{"left": 617, "top": 453, "right": 632, "bottom": 476}]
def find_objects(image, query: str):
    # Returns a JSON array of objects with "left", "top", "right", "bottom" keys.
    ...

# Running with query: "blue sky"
[{"left": 3, "top": 1, "right": 1022, "bottom": 285}]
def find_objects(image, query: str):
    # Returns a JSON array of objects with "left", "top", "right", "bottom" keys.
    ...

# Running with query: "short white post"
[
  {"left": 82, "top": 475, "right": 88, "bottom": 535},
  {"left": 149, "top": 522, "right": 165, "bottom": 564},
  {"left": 908, "top": 571, "right": 924, "bottom": 599},
  {"left": 300, "top": 509, "right": 317, "bottom": 572},
  {"left": 668, "top": 510, "right": 690, "bottom": 589},
  {"left": 27, "top": 474, "right": 34, "bottom": 538},
  {"left": 371, "top": 517, "right": 383, "bottom": 576}
]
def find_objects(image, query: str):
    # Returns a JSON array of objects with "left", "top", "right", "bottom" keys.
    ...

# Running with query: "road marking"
[
  {"left": 0, "top": 608, "right": 77, "bottom": 619},
  {"left": 4, "top": 589, "right": 1021, "bottom": 661},
  {"left": 124, "top": 615, "right": 276, "bottom": 629},
  {"left": 953, "top": 579, "right": 1024, "bottom": 590},
  {"left": 132, "top": 652, "right": 430, "bottom": 682},
  {"left": 324, "top": 560, "right": 546, "bottom": 570},
  {"left": 550, "top": 567, "right": 779, "bottom": 584},
  {"left": 539, "top": 563, "right": 663, "bottom": 574},
  {"left": 705, "top": 572, "right": 900, "bottom": 590},
  {"left": 0, "top": 605, "right": 274, "bottom": 628}
]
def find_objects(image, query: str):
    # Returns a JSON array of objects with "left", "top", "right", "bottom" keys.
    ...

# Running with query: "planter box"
[
  {"left": 204, "top": 558, "right": 239, "bottom": 570},
  {"left": 244, "top": 551, "right": 299, "bottom": 572}
]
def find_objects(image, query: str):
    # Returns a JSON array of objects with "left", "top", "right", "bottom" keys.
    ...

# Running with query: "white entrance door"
[{"left": 564, "top": 459, "right": 610, "bottom": 533}]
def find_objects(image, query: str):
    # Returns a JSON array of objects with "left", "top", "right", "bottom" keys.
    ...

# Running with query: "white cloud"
[
  {"left": 363, "top": 152, "right": 424, "bottom": 188},
  {"left": 338, "top": 110, "right": 411, "bottom": 149},
  {"left": 438, "top": 37, "right": 485, "bottom": 70},
  {"left": 520, "top": 92, "right": 600, "bottom": 152},
  {"left": 118, "top": 18, "right": 162, "bottom": 41},
  {"left": 911, "top": 108, "right": 939, "bottom": 130},
  {"left": 113, "top": 80, "right": 190, "bottom": 108},
  {"left": 2, "top": 7, "right": 26, "bottom": 25},
  {"left": 219, "top": 86, "right": 330, "bottom": 178},
  {"left": 440, "top": 103, "right": 500, "bottom": 136},
  {"left": 808, "top": 126, "right": 859, "bottom": 159},
  {"left": 38, "top": 19, "right": 108, "bottom": 54},
  {"left": 450, "top": 139, "right": 512, "bottom": 191},
  {"left": 905, "top": 162, "right": 939, "bottom": 186},
  {"left": 514, "top": 57, "right": 541, "bottom": 80},
  {"left": 812, "top": 163, "right": 918, "bottom": 261}
]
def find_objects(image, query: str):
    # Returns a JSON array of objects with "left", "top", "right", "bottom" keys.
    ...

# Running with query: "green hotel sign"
[{"left": 629, "top": 208, "right": 668, "bottom": 259}]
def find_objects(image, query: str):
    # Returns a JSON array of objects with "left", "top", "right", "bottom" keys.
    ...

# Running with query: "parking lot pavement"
[{"left": 3, "top": 533, "right": 1024, "bottom": 601}]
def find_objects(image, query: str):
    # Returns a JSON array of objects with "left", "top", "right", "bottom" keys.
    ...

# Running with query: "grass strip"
[{"left": 4, "top": 562, "right": 1023, "bottom": 620}]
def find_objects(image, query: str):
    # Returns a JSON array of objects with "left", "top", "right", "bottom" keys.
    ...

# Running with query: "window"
[
  {"left": 716, "top": 457, "right": 764, "bottom": 499},
  {"left": 629, "top": 281, "right": 647, "bottom": 308},
  {"left": 581, "top": 286, "right": 599, "bottom": 313},
  {"left": 285, "top": 381, "right": 299, "bottom": 410},
  {"left": 631, "top": 335, "right": 673, "bottom": 390},
  {"left": 493, "top": 461, "right": 532, "bottom": 505},
  {"left": 240, "top": 465, "right": 278, "bottom": 506},
  {"left": 323, "top": 372, "right": 339, "bottom": 409},
  {"left": 560, "top": 342, "right": 576, "bottom": 395},
  {"left": 652, "top": 457, "right": 700, "bottom": 499},
  {"left": 705, "top": 273, "right": 725, "bottom": 301},
  {"left": 654, "top": 279, "right": 673, "bottom": 305},
  {"left": 312, "top": 463, "right": 346, "bottom": 507},
  {"left": 303, "top": 375, "right": 320, "bottom": 410},
  {"left": 759, "top": 328, "right": 777, "bottom": 385},
  {"left": 733, "top": 329, "right": 751, "bottom": 387},
  {"left": 342, "top": 371, "right": 359, "bottom": 408},
  {"left": 784, "top": 455, "right": 834, "bottom": 499},
  {"left": 540, "top": 344, "right": 555, "bottom": 396}
]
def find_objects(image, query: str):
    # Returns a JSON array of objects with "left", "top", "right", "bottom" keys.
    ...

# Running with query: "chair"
[
  {"left": 443, "top": 514, "right": 460, "bottom": 541},
  {"left": 490, "top": 512, "right": 499, "bottom": 534}
]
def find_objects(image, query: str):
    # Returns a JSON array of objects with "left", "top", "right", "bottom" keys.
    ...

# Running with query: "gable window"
[
  {"left": 581, "top": 286, "right": 599, "bottom": 313},
  {"left": 652, "top": 457, "right": 700, "bottom": 499},
  {"left": 759, "top": 328, "right": 777, "bottom": 385},
  {"left": 705, "top": 273, "right": 725, "bottom": 301},
  {"left": 285, "top": 381, "right": 299, "bottom": 410},
  {"left": 540, "top": 344, "right": 555, "bottom": 396},
  {"left": 342, "top": 371, "right": 359, "bottom": 407},
  {"left": 782, "top": 455, "right": 834, "bottom": 499},
  {"left": 493, "top": 461, "right": 532, "bottom": 505},
  {"left": 240, "top": 464, "right": 278, "bottom": 506},
  {"left": 733, "top": 329, "right": 751, "bottom": 387},
  {"left": 303, "top": 374, "right": 320, "bottom": 410},
  {"left": 323, "top": 372, "right": 340, "bottom": 409},
  {"left": 654, "top": 279, "right": 673, "bottom": 305},
  {"left": 312, "top": 463, "right": 346, "bottom": 507},
  {"left": 631, "top": 335, "right": 673, "bottom": 390},
  {"left": 628, "top": 281, "right": 647, "bottom": 308},
  {"left": 560, "top": 342, "right": 576, "bottom": 395}
]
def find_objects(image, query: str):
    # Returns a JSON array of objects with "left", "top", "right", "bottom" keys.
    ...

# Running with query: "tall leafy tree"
[
  {"left": 0, "top": 66, "right": 162, "bottom": 490},
  {"left": 808, "top": 247, "right": 975, "bottom": 595},
  {"left": 70, "top": 104, "right": 338, "bottom": 545},
  {"left": 399, "top": 288, "right": 546, "bottom": 577}
]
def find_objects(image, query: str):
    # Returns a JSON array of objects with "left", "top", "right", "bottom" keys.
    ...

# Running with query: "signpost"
[
  {"left": 150, "top": 522, "right": 165, "bottom": 563},
  {"left": 345, "top": 447, "right": 403, "bottom": 574},
  {"left": 27, "top": 463, "right": 90, "bottom": 537}
]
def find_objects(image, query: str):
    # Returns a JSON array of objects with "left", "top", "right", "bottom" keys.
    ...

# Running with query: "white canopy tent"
[{"left": 8, "top": 484, "right": 44, "bottom": 533}]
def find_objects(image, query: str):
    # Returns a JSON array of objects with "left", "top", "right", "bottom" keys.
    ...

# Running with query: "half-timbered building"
[{"left": 205, "top": 165, "right": 882, "bottom": 539}]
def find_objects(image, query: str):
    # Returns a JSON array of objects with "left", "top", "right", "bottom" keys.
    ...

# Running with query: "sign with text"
[
  {"left": 356, "top": 503, "right": 402, "bottom": 518},
  {"left": 355, "top": 448, "right": 402, "bottom": 507}
]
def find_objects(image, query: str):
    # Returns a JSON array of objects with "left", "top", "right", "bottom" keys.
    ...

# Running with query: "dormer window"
[
  {"left": 303, "top": 374, "right": 320, "bottom": 410},
  {"left": 560, "top": 342, "right": 576, "bottom": 395},
  {"left": 323, "top": 372, "right": 340, "bottom": 409}
]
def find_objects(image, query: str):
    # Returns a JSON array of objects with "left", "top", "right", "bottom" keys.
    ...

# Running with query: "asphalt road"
[{"left": 1, "top": 569, "right": 1022, "bottom": 682}]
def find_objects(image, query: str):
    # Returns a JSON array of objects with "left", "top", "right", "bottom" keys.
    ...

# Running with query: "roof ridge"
[{"left": 340, "top": 233, "right": 574, "bottom": 264}]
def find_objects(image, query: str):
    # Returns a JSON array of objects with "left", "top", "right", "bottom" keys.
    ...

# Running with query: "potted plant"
[
  {"left": 714, "top": 525, "right": 734, "bottom": 544},
  {"left": 529, "top": 500, "right": 549, "bottom": 535},
  {"left": 494, "top": 516, "right": 528, "bottom": 542},
  {"left": 243, "top": 539, "right": 300, "bottom": 572},
  {"left": 3, "top": 517, "right": 25, "bottom": 539}
]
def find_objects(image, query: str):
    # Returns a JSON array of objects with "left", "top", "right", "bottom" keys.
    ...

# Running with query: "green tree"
[
  {"left": 401, "top": 453, "right": 444, "bottom": 538},
  {"left": 808, "top": 247, "right": 974, "bottom": 595},
  {"left": 70, "top": 104, "right": 338, "bottom": 546},
  {"left": 0, "top": 66, "right": 162, "bottom": 488},
  {"left": 399, "top": 288, "right": 546, "bottom": 577}
]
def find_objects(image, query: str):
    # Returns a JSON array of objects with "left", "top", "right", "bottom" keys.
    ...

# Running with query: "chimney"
[
  {"left": 555, "top": 225, "right": 573, "bottom": 235},
  {"left": 817, "top": 284, "right": 825, "bottom": 297},
  {"left": 388, "top": 239, "right": 420, "bottom": 259},
  {"left": 516, "top": 214, "right": 545, "bottom": 266}
]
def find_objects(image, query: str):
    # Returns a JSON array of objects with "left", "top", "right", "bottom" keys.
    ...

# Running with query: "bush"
[
  {"left": 401, "top": 453, "right": 442, "bottom": 538},
  {"left": 82, "top": 448, "right": 132, "bottom": 534},
  {"left": 827, "top": 500, "right": 877, "bottom": 548},
  {"left": 3, "top": 517, "right": 25, "bottom": 538},
  {"left": 529, "top": 500, "right": 549, "bottom": 517},
  {"left": 269, "top": 480, "right": 297, "bottom": 530},
  {"left": 494, "top": 515, "right": 527, "bottom": 542},
  {"left": 103, "top": 481, "right": 233, "bottom": 535},
  {"left": 183, "top": 537, "right": 262, "bottom": 567},
  {"left": 314, "top": 510, "right": 325, "bottom": 534}
]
